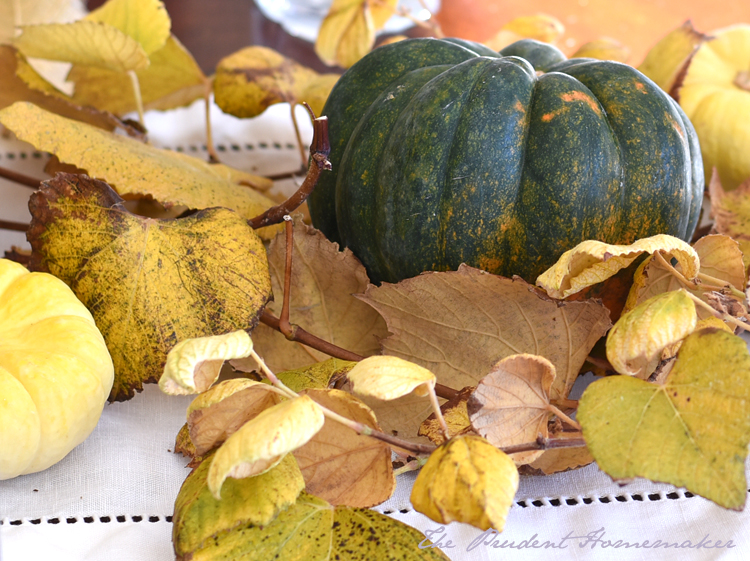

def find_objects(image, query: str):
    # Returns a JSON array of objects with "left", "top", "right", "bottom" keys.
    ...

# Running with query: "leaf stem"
[
  {"left": 127, "top": 70, "right": 146, "bottom": 128},
  {"left": 0, "top": 165, "right": 44, "bottom": 188},
  {"left": 696, "top": 272, "right": 747, "bottom": 300},
  {"left": 279, "top": 216, "right": 294, "bottom": 336},
  {"left": 248, "top": 106, "right": 331, "bottom": 230},
  {"left": 0, "top": 219, "right": 28, "bottom": 232},
  {"left": 426, "top": 385, "right": 450, "bottom": 440},
  {"left": 203, "top": 77, "right": 221, "bottom": 164},
  {"left": 290, "top": 103, "right": 307, "bottom": 168},
  {"left": 499, "top": 433, "right": 586, "bottom": 455},
  {"left": 547, "top": 404, "right": 581, "bottom": 431},
  {"left": 684, "top": 291, "right": 750, "bottom": 332},
  {"left": 654, "top": 251, "right": 746, "bottom": 299},
  {"left": 393, "top": 458, "right": 426, "bottom": 477}
]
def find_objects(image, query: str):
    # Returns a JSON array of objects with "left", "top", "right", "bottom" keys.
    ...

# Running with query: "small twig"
[
  {"left": 547, "top": 404, "right": 581, "bottom": 431},
  {"left": 393, "top": 458, "right": 427, "bottom": 477},
  {"left": 551, "top": 397, "right": 579, "bottom": 410},
  {"left": 279, "top": 216, "right": 294, "bottom": 336},
  {"left": 427, "top": 385, "right": 450, "bottom": 441},
  {"left": 500, "top": 434, "right": 586, "bottom": 455},
  {"left": 127, "top": 70, "right": 146, "bottom": 128},
  {"left": 434, "top": 383, "right": 458, "bottom": 401},
  {"left": 0, "top": 165, "right": 44, "bottom": 188},
  {"left": 248, "top": 105, "right": 330, "bottom": 230},
  {"left": 654, "top": 251, "right": 747, "bottom": 302},
  {"left": 0, "top": 219, "right": 28, "bottom": 232},
  {"left": 203, "top": 77, "right": 221, "bottom": 164},
  {"left": 260, "top": 309, "right": 364, "bottom": 362},
  {"left": 685, "top": 291, "right": 750, "bottom": 332},
  {"left": 585, "top": 354, "right": 613, "bottom": 371},
  {"left": 697, "top": 272, "right": 747, "bottom": 300}
]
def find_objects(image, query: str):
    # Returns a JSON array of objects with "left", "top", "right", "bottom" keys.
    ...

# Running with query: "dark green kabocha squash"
[{"left": 308, "top": 38, "right": 704, "bottom": 284}]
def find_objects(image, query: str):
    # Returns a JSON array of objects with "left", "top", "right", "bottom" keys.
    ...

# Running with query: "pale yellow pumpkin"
[
  {"left": 679, "top": 24, "right": 750, "bottom": 189},
  {"left": 0, "top": 259, "right": 114, "bottom": 479}
]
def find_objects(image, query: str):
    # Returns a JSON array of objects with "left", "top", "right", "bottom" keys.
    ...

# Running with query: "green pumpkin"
[{"left": 308, "top": 38, "right": 703, "bottom": 284}]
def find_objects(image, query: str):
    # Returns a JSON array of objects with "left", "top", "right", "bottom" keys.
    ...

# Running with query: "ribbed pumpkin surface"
[{"left": 308, "top": 38, "right": 703, "bottom": 283}]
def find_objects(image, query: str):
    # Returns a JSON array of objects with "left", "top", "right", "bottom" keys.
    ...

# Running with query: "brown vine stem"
[
  {"left": 0, "top": 219, "right": 28, "bottom": 232},
  {"left": 547, "top": 404, "right": 581, "bottom": 431},
  {"left": 0, "top": 165, "right": 44, "bottom": 188},
  {"left": 248, "top": 105, "right": 331, "bottom": 230},
  {"left": 685, "top": 291, "right": 750, "bottom": 332},
  {"left": 585, "top": 354, "right": 613, "bottom": 371},
  {"left": 279, "top": 216, "right": 294, "bottom": 336},
  {"left": 499, "top": 434, "right": 586, "bottom": 455}
]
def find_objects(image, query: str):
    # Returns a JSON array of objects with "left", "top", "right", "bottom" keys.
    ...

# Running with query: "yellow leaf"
[
  {"left": 158, "top": 331, "right": 254, "bottom": 395},
  {"left": 709, "top": 171, "right": 750, "bottom": 271},
  {"left": 607, "top": 290, "right": 697, "bottom": 378},
  {"left": 468, "top": 354, "right": 558, "bottom": 465},
  {"left": 27, "top": 173, "right": 272, "bottom": 401},
  {"left": 0, "top": 0, "right": 85, "bottom": 44},
  {"left": 181, "top": 491, "right": 451, "bottom": 561},
  {"left": 68, "top": 35, "right": 207, "bottom": 115},
  {"left": 525, "top": 445, "right": 593, "bottom": 475},
  {"left": 207, "top": 395, "right": 325, "bottom": 499},
  {"left": 537, "top": 234, "right": 700, "bottom": 299},
  {"left": 184, "top": 379, "right": 283, "bottom": 456},
  {"left": 315, "top": 0, "right": 398, "bottom": 68},
  {"left": 411, "top": 435, "right": 518, "bottom": 531},
  {"left": 274, "top": 358, "right": 355, "bottom": 392},
  {"left": 173, "top": 453, "right": 304, "bottom": 559},
  {"left": 213, "top": 46, "right": 339, "bottom": 119},
  {"left": 572, "top": 38, "right": 630, "bottom": 62},
  {"left": 85, "top": 0, "right": 170, "bottom": 56},
  {"left": 579, "top": 328, "right": 750, "bottom": 509},
  {"left": 638, "top": 20, "right": 711, "bottom": 95},
  {"left": 14, "top": 20, "right": 149, "bottom": 72},
  {"left": 419, "top": 386, "right": 476, "bottom": 445},
  {"left": 295, "top": 389, "right": 394, "bottom": 507},
  {"left": 0, "top": 102, "right": 278, "bottom": 238},
  {"left": 484, "top": 14, "right": 564, "bottom": 51},
  {"left": 348, "top": 355, "right": 436, "bottom": 400}
]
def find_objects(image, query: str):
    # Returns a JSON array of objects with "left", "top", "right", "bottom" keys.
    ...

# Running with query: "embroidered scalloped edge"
[{"left": 1, "top": 515, "right": 173, "bottom": 526}]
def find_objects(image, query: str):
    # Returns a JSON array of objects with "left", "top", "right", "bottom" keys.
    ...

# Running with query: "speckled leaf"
[
  {"left": 537, "top": 234, "right": 699, "bottom": 299},
  {"left": 214, "top": 46, "right": 339, "bottom": 118},
  {"left": 607, "top": 290, "right": 697, "bottom": 378},
  {"left": 85, "top": 0, "right": 170, "bottom": 56},
  {"left": 243, "top": 220, "right": 388, "bottom": 373},
  {"left": 14, "top": 20, "right": 149, "bottom": 72},
  {"left": 358, "top": 265, "right": 611, "bottom": 442},
  {"left": 468, "top": 354, "right": 559, "bottom": 465},
  {"left": 68, "top": 35, "right": 207, "bottom": 115},
  {"left": 26, "top": 173, "right": 272, "bottom": 401},
  {"left": 315, "top": 0, "right": 398, "bottom": 68},
  {"left": 579, "top": 328, "right": 750, "bottom": 510},
  {"left": 0, "top": 102, "right": 279, "bottom": 238},
  {"left": 294, "top": 389, "right": 394, "bottom": 508},
  {"left": 709, "top": 171, "right": 750, "bottom": 271},
  {"left": 173, "top": 453, "right": 305, "bottom": 560},
  {"left": 207, "top": 395, "right": 325, "bottom": 499},
  {"left": 276, "top": 358, "right": 355, "bottom": 392},
  {"left": 182, "top": 491, "right": 450, "bottom": 561},
  {"left": 411, "top": 435, "right": 518, "bottom": 531},
  {"left": 419, "top": 386, "right": 475, "bottom": 446}
]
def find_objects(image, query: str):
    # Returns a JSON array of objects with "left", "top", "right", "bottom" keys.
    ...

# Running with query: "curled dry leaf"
[
  {"left": 579, "top": 328, "right": 750, "bottom": 510},
  {"left": 27, "top": 173, "right": 272, "bottom": 401},
  {"left": 419, "top": 386, "right": 476, "bottom": 446},
  {"left": 358, "top": 265, "right": 611, "bottom": 441},
  {"left": 315, "top": 0, "right": 398, "bottom": 68},
  {"left": 244, "top": 220, "right": 388, "bottom": 373},
  {"left": 484, "top": 14, "right": 565, "bottom": 51},
  {"left": 172, "top": 453, "right": 304, "bottom": 560},
  {"left": 411, "top": 435, "right": 519, "bottom": 531},
  {"left": 214, "top": 46, "right": 339, "bottom": 119},
  {"left": 709, "top": 170, "right": 750, "bottom": 271},
  {"left": 181, "top": 491, "right": 450, "bottom": 561},
  {"left": 68, "top": 35, "right": 207, "bottom": 115},
  {"left": 207, "top": 395, "right": 325, "bottom": 499},
  {"left": 295, "top": 389, "right": 394, "bottom": 508},
  {"left": 537, "top": 234, "right": 700, "bottom": 299},
  {"left": 624, "top": 234, "right": 747, "bottom": 321},
  {"left": 186, "top": 379, "right": 283, "bottom": 456},
  {"left": 0, "top": 102, "right": 279, "bottom": 238},
  {"left": 638, "top": 20, "right": 711, "bottom": 96},
  {"left": 347, "top": 355, "right": 436, "bottom": 400},
  {"left": 607, "top": 290, "right": 697, "bottom": 378},
  {"left": 468, "top": 354, "right": 558, "bottom": 466},
  {"left": 525, "top": 445, "right": 593, "bottom": 476},
  {"left": 159, "top": 330, "right": 254, "bottom": 395}
]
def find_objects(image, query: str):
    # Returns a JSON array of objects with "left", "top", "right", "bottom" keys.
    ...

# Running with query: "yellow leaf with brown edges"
[
  {"left": 347, "top": 355, "right": 436, "bottom": 400},
  {"left": 411, "top": 435, "right": 518, "bottom": 531},
  {"left": 295, "top": 389, "right": 394, "bottom": 508},
  {"left": 419, "top": 386, "right": 475, "bottom": 445},
  {"left": 0, "top": 102, "right": 279, "bottom": 238},
  {"left": 607, "top": 290, "right": 697, "bottom": 378},
  {"left": 85, "top": 0, "right": 170, "bottom": 56},
  {"left": 315, "top": 0, "right": 398, "bottom": 68},
  {"left": 14, "top": 20, "right": 149, "bottom": 72},
  {"left": 468, "top": 354, "right": 559, "bottom": 465},
  {"left": 214, "top": 46, "right": 339, "bottom": 118},
  {"left": 525, "top": 445, "right": 593, "bottom": 475},
  {"left": 709, "top": 171, "right": 750, "bottom": 271},
  {"left": 537, "top": 234, "right": 700, "bottom": 299},
  {"left": 242, "top": 219, "right": 389, "bottom": 373},
  {"left": 27, "top": 173, "right": 272, "bottom": 401},
  {"left": 68, "top": 35, "right": 207, "bottom": 115},
  {"left": 207, "top": 395, "right": 325, "bottom": 499}
]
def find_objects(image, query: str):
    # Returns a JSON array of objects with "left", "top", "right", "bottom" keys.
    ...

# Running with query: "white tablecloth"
[{"left": 1, "top": 100, "right": 749, "bottom": 561}]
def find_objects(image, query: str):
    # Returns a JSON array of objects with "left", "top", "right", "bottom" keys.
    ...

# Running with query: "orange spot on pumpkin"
[
  {"left": 514, "top": 100, "right": 526, "bottom": 113},
  {"left": 635, "top": 82, "right": 647, "bottom": 93},
  {"left": 560, "top": 91, "right": 602, "bottom": 114},
  {"left": 541, "top": 113, "right": 555, "bottom": 122}
]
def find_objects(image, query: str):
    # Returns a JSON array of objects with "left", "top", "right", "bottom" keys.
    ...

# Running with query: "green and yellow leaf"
[{"left": 85, "top": 0, "right": 170, "bottom": 56}]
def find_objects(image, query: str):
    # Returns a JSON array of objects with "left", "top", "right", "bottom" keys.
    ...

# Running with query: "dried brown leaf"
[{"left": 709, "top": 170, "right": 750, "bottom": 271}]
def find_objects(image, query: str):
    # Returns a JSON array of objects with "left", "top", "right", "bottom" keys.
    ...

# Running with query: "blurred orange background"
[{"left": 436, "top": 0, "right": 750, "bottom": 65}]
